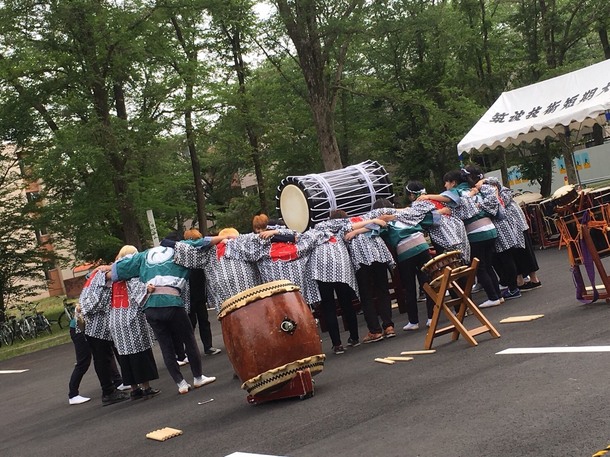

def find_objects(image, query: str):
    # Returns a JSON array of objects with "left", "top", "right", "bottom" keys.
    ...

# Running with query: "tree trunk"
[
  {"left": 500, "top": 150, "right": 509, "bottom": 188},
  {"left": 559, "top": 133, "right": 578, "bottom": 185},
  {"left": 275, "top": 0, "right": 354, "bottom": 171},
  {"left": 599, "top": 25, "right": 610, "bottom": 59},
  {"left": 310, "top": 95, "right": 342, "bottom": 171},
  {"left": 170, "top": 15, "right": 208, "bottom": 234},
  {"left": 226, "top": 22, "right": 268, "bottom": 213},
  {"left": 184, "top": 85, "right": 208, "bottom": 235}
]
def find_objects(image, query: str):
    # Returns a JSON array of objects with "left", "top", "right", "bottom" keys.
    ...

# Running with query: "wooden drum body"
[
  {"left": 218, "top": 280, "right": 325, "bottom": 396},
  {"left": 421, "top": 251, "right": 466, "bottom": 289}
]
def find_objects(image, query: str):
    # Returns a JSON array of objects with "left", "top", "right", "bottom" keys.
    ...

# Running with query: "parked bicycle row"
[{"left": 0, "top": 302, "right": 53, "bottom": 347}]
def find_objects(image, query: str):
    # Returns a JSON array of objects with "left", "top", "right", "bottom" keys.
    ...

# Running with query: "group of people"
[
  {"left": 67, "top": 230, "right": 223, "bottom": 405},
  {"left": 68, "top": 164, "right": 542, "bottom": 403}
]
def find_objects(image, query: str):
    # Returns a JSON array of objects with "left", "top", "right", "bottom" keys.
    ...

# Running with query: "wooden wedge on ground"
[
  {"left": 499, "top": 314, "right": 544, "bottom": 324},
  {"left": 400, "top": 350, "right": 436, "bottom": 356},
  {"left": 374, "top": 358, "right": 395, "bottom": 365}
]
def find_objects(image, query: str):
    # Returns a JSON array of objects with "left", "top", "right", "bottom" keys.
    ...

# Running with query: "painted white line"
[
  {"left": 0, "top": 369, "right": 30, "bottom": 374},
  {"left": 497, "top": 346, "right": 610, "bottom": 355},
  {"left": 225, "top": 453, "right": 285, "bottom": 457}
]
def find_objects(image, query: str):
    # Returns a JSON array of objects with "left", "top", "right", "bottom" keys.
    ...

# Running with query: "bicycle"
[
  {"left": 0, "top": 321, "right": 14, "bottom": 346},
  {"left": 27, "top": 302, "right": 52, "bottom": 335},
  {"left": 7, "top": 305, "right": 37, "bottom": 341},
  {"left": 57, "top": 299, "right": 76, "bottom": 330}
]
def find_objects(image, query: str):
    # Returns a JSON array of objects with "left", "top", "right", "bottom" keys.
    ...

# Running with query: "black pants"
[
  {"left": 470, "top": 239, "right": 500, "bottom": 300},
  {"left": 68, "top": 328, "right": 92, "bottom": 398},
  {"left": 317, "top": 281, "right": 359, "bottom": 347},
  {"left": 494, "top": 248, "right": 519, "bottom": 291},
  {"left": 514, "top": 230, "right": 539, "bottom": 276},
  {"left": 189, "top": 299, "right": 213, "bottom": 351},
  {"left": 356, "top": 262, "right": 393, "bottom": 333},
  {"left": 144, "top": 306, "right": 203, "bottom": 384},
  {"left": 397, "top": 250, "right": 434, "bottom": 325},
  {"left": 86, "top": 335, "right": 122, "bottom": 396},
  {"left": 116, "top": 349, "right": 159, "bottom": 386}
]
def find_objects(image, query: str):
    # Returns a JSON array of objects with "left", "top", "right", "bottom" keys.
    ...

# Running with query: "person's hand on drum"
[{"left": 146, "top": 283, "right": 156, "bottom": 293}]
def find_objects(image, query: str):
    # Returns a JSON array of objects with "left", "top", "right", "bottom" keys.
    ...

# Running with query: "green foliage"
[
  {"left": 0, "top": 0, "right": 607, "bottom": 276},
  {"left": 0, "top": 148, "right": 55, "bottom": 320}
]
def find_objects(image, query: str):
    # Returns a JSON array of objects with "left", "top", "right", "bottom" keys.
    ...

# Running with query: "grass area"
[{"left": 0, "top": 296, "right": 73, "bottom": 362}]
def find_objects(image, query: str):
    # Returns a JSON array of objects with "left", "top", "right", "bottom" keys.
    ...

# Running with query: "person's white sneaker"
[
  {"left": 479, "top": 299, "right": 501, "bottom": 309},
  {"left": 402, "top": 322, "right": 419, "bottom": 331},
  {"left": 426, "top": 318, "right": 432, "bottom": 328},
  {"left": 193, "top": 375, "right": 216, "bottom": 388},
  {"left": 177, "top": 379, "right": 191, "bottom": 394},
  {"left": 69, "top": 395, "right": 91, "bottom": 405},
  {"left": 116, "top": 383, "right": 131, "bottom": 391},
  {"left": 177, "top": 357, "right": 189, "bottom": 366}
]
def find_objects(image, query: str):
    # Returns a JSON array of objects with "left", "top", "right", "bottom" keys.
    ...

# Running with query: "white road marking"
[
  {"left": 0, "top": 369, "right": 29, "bottom": 374},
  {"left": 497, "top": 346, "right": 610, "bottom": 355},
  {"left": 225, "top": 453, "right": 286, "bottom": 457}
]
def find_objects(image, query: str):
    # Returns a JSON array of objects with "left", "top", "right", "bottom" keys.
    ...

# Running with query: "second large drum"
[
  {"left": 218, "top": 280, "right": 325, "bottom": 396},
  {"left": 276, "top": 160, "right": 394, "bottom": 232}
]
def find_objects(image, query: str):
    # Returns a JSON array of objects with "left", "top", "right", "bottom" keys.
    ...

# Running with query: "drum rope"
[
  {"left": 307, "top": 174, "right": 337, "bottom": 211},
  {"left": 352, "top": 163, "right": 378, "bottom": 208}
]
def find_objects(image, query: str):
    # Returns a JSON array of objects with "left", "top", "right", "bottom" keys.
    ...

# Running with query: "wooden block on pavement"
[
  {"left": 400, "top": 350, "right": 436, "bottom": 355},
  {"left": 374, "top": 358, "right": 395, "bottom": 365},
  {"left": 146, "top": 427, "right": 183, "bottom": 442},
  {"left": 499, "top": 314, "right": 544, "bottom": 324}
]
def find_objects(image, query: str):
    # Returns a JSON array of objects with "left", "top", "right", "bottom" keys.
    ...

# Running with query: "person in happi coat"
[
  {"left": 79, "top": 269, "right": 130, "bottom": 406},
  {"left": 173, "top": 228, "right": 261, "bottom": 313},
  {"left": 105, "top": 234, "right": 217, "bottom": 395},
  {"left": 108, "top": 245, "right": 160, "bottom": 400},
  {"left": 308, "top": 211, "right": 361, "bottom": 354}
]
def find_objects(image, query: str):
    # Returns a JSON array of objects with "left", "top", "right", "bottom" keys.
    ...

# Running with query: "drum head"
[
  {"left": 513, "top": 193, "right": 543, "bottom": 205},
  {"left": 280, "top": 184, "right": 310, "bottom": 233},
  {"left": 552, "top": 185, "right": 575, "bottom": 199}
]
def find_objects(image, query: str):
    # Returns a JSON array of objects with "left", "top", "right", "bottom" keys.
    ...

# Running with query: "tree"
[
  {"left": 271, "top": 0, "right": 366, "bottom": 171},
  {"left": 0, "top": 146, "right": 54, "bottom": 321}
]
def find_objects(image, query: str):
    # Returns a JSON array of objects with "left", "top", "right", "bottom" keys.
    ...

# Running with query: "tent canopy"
[{"left": 458, "top": 59, "right": 610, "bottom": 155}]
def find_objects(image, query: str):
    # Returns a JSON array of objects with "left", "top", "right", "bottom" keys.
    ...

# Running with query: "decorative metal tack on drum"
[
  {"left": 218, "top": 280, "right": 325, "bottom": 398},
  {"left": 276, "top": 160, "right": 394, "bottom": 232}
]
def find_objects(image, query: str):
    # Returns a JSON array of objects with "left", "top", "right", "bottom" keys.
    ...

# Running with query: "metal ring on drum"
[{"left": 276, "top": 160, "right": 394, "bottom": 232}]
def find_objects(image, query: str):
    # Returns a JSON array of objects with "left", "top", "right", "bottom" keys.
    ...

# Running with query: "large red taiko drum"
[{"left": 218, "top": 280, "right": 325, "bottom": 396}]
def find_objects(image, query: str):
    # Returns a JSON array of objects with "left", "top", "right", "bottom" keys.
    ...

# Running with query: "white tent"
[{"left": 458, "top": 59, "right": 610, "bottom": 155}]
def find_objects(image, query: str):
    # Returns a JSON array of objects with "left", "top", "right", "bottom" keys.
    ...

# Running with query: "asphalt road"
[{"left": 1, "top": 247, "right": 610, "bottom": 457}]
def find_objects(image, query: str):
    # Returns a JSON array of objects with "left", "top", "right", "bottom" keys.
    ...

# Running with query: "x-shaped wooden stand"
[{"left": 423, "top": 258, "right": 500, "bottom": 350}]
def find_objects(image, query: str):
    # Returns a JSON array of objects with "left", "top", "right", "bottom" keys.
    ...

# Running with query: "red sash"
[
  {"left": 270, "top": 242, "right": 298, "bottom": 261},
  {"left": 111, "top": 281, "right": 129, "bottom": 309}
]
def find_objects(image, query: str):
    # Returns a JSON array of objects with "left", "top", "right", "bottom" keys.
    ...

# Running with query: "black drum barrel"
[{"left": 276, "top": 160, "right": 394, "bottom": 232}]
